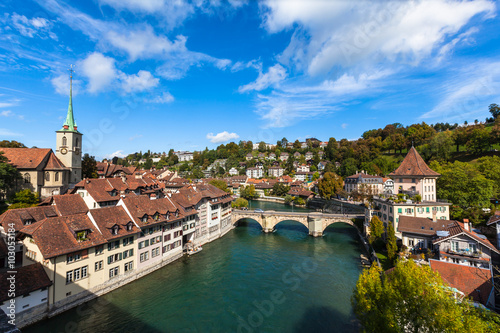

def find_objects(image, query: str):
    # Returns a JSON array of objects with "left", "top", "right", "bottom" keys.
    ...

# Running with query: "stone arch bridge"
[{"left": 232, "top": 210, "right": 364, "bottom": 237}]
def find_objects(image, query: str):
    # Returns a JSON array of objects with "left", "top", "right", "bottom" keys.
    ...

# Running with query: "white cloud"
[
  {"left": 121, "top": 70, "right": 159, "bottom": 93},
  {"left": 0, "top": 110, "right": 12, "bottom": 117},
  {"left": 341, "top": 123, "right": 348, "bottom": 129},
  {"left": 420, "top": 61, "right": 500, "bottom": 121},
  {"left": 51, "top": 74, "right": 82, "bottom": 95},
  {"left": 239, "top": 64, "right": 287, "bottom": 93},
  {"left": 0, "top": 128, "right": 23, "bottom": 137},
  {"left": 146, "top": 92, "right": 174, "bottom": 104},
  {"left": 206, "top": 131, "right": 240, "bottom": 143},
  {"left": 79, "top": 52, "right": 117, "bottom": 93},
  {"left": 105, "top": 150, "right": 126, "bottom": 159},
  {"left": 262, "top": 0, "right": 495, "bottom": 75},
  {"left": 38, "top": 0, "right": 232, "bottom": 79},
  {"left": 10, "top": 13, "right": 57, "bottom": 40}
]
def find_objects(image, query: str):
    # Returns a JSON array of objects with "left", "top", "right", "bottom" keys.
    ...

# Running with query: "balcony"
[{"left": 446, "top": 248, "right": 481, "bottom": 258}]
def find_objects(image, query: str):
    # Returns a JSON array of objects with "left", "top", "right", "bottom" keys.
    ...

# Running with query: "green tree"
[
  {"left": 368, "top": 216, "right": 384, "bottom": 244},
  {"left": 8, "top": 189, "right": 39, "bottom": 209},
  {"left": 0, "top": 151, "right": 21, "bottom": 202},
  {"left": 427, "top": 130, "right": 453, "bottom": 161},
  {"left": 452, "top": 126, "right": 469, "bottom": 152},
  {"left": 231, "top": 197, "right": 248, "bottom": 209},
  {"left": 258, "top": 141, "right": 267, "bottom": 152},
  {"left": 82, "top": 153, "right": 98, "bottom": 179},
  {"left": 271, "top": 183, "right": 290, "bottom": 197},
  {"left": 431, "top": 161, "right": 493, "bottom": 213},
  {"left": 386, "top": 222, "right": 397, "bottom": 262},
  {"left": 317, "top": 172, "right": 343, "bottom": 199},
  {"left": 476, "top": 156, "right": 500, "bottom": 197},
  {"left": 489, "top": 103, "right": 500, "bottom": 119},
  {"left": 339, "top": 158, "right": 357, "bottom": 177},
  {"left": 284, "top": 194, "right": 293, "bottom": 204},
  {"left": 465, "top": 125, "right": 490, "bottom": 154},
  {"left": 352, "top": 260, "right": 500, "bottom": 333},
  {"left": 143, "top": 158, "right": 153, "bottom": 170},
  {"left": 209, "top": 179, "right": 230, "bottom": 193},
  {"left": 295, "top": 197, "right": 305, "bottom": 205},
  {"left": 0, "top": 140, "right": 26, "bottom": 148},
  {"left": 240, "top": 185, "right": 258, "bottom": 199}
]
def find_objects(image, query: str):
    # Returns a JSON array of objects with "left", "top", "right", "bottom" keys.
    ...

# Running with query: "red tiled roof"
[
  {"left": 89, "top": 206, "right": 139, "bottom": 240},
  {"left": 433, "top": 221, "right": 499, "bottom": 254},
  {"left": 44, "top": 153, "right": 67, "bottom": 170},
  {"left": 0, "top": 263, "right": 52, "bottom": 302},
  {"left": 398, "top": 216, "right": 449, "bottom": 236},
  {"left": 429, "top": 259, "right": 493, "bottom": 306},
  {"left": 19, "top": 214, "right": 107, "bottom": 259},
  {"left": 389, "top": 147, "right": 440, "bottom": 177},
  {"left": 0, "top": 206, "right": 58, "bottom": 232},
  {"left": 51, "top": 194, "right": 89, "bottom": 216},
  {"left": 487, "top": 211, "right": 500, "bottom": 226},
  {"left": 0, "top": 148, "right": 52, "bottom": 169}
]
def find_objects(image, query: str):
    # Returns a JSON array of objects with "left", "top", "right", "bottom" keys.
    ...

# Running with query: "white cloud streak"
[{"left": 206, "top": 131, "right": 240, "bottom": 143}]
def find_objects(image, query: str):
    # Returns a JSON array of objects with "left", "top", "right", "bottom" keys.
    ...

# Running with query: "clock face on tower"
[{"left": 61, "top": 148, "right": 68, "bottom": 155}]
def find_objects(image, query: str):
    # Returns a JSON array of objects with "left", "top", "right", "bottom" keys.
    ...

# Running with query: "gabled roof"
[
  {"left": 487, "top": 211, "right": 500, "bottom": 226},
  {"left": 44, "top": 153, "right": 67, "bottom": 170},
  {"left": 89, "top": 206, "right": 139, "bottom": 241},
  {"left": 429, "top": 259, "right": 493, "bottom": 306},
  {"left": 433, "top": 221, "right": 499, "bottom": 254},
  {"left": 0, "top": 148, "right": 52, "bottom": 169},
  {"left": 19, "top": 214, "right": 106, "bottom": 259},
  {"left": 47, "top": 194, "right": 89, "bottom": 216},
  {"left": 0, "top": 206, "right": 58, "bottom": 233},
  {"left": 389, "top": 147, "right": 440, "bottom": 177},
  {"left": 398, "top": 216, "right": 449, "bottom": 236},
  {"left": 0, "top": 263, "right": 52, "bottom": 302}
]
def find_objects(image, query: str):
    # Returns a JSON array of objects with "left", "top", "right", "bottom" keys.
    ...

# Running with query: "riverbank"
[{"left": 24, "top": 219, "right": 363, "bottom": 333}]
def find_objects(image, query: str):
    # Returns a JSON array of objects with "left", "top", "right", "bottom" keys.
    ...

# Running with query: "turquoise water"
[{"left": 25, "top": 201, "right": 362, "bottom": 333}]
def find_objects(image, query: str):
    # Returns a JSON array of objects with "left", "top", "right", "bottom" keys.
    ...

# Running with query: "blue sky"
[{"left": 1, "top": 0, "right": 500, "bottom": 159}]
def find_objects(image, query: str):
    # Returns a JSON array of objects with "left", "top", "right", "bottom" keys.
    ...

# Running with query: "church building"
[{"left": 0, "top": 70, "right": 83, "bottom": 198}]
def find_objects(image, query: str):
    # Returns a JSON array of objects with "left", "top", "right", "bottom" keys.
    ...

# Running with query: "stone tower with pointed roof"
[
  {"left": 55, "top": 66, "right": 82, "bottom": 185},
  {"left": 389, "top": 147, "right": 440, "bottom": 202}
]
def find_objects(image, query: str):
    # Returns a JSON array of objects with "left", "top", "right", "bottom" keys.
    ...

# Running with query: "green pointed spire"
[{"left": 60, "top": 65, "right": 79, "bottom": 133}]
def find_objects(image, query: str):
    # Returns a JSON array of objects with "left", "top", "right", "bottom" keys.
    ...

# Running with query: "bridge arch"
[
  {"left": 322, "top": 219, "right": 358, "bottom": 234},
  {"left": 272, "top": 218, "right": 309, "bottom": 233}
]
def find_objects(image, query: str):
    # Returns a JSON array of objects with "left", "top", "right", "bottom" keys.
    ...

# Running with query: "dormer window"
[
  {"left": 76, "top": 230, "right": 88, "bottom": 242},
  {"left": 23, "top": 219, "right": 35, "bottom": 226},
  {"left": 153, "top": 213, "right": 159, "bottom": 221},
  {"left": 112, "top": 225, "right": 119, "bottom": 235},
  {"left": 142, "top": 215, "right": 148, "bottom": 223},
  {"left": 175, "top": 211, "right": 179, "bottom": 218},
  {"left": 165, "top": 212, "right": 170, "bottom": 221},
  {"left": 126, "top": 222, "right": 133, "bottom": 231}
]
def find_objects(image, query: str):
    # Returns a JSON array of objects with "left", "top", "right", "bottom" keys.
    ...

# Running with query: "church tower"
[{"left": 56, "top": 66, "right": 82, "bottom": 184}]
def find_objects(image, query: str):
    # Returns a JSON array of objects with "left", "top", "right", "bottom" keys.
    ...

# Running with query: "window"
[
  {"left": 109, "top": 267, "right": 119, "bottom": 278},
  {"left": 55, "top": 172, "right": 59, "bottom": 182},
  {"left": 140, "top": 252, "right": 149, "bottom": 262},
  {"left": 82, "top": 266, "right": 88, "bottom": 278},
  {"left": 45, "top": 172, "right": 50, "bottom": 181},
  {"left": 112, "top": 226, "right": 119, "bottom": 235},
  {"left": 75, "top": 137, "right": 79, "bottom": 147},
  {"left": 124, "top": 261, "right": 133, "bottom": 272},
  {"left": 126, "top": 223, "right": 133, "bottom": 231},
  {"left": 95, "top": 246, "right": 103, "bottom": 255},
  {"left": 62, "top": 136, "right": 67, "bottom": 146},
  {"left": 164, "top": 234, "right": 171, "bottom": 242},
  {"left": 152, "top": 247, "right": 160, "bottom": 257},
  {"left": 142, "top": 215, "right": 148, "bottom": 223},
  {"left": 74, "top": 268, "right": 80, "bottom": 280},
  {"left": 451, "top": 241, "right": 460, "bottom": 252},
  {"left": 397, "top": 208, "right": 402, "bottom": 214},
  {"left": 469, "top": 243, "right": 477, "bottom": 252},
  {"left": 95, "top": 261, "right": 103, "bottom": 271},
  {"left": 24, "top": 173, "right": 30, "bottom": 183},
  {"left": 139, "top": 241, "right": 145, "bottom": 249},
  {"left": 66, "top": 271, "right": 73, "bottom": 284},
  {"left": 123, "top": 249, "right": 133, "bottom": 259}
]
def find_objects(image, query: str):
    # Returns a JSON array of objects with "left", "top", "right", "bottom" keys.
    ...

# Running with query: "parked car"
[{"left": 254, "top": 208, "right": 264, "bottom": 213}]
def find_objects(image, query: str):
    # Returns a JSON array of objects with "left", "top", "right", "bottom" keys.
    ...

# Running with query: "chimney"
[{"left": 463, "top": 219, "right": 470, "bottom": 231}]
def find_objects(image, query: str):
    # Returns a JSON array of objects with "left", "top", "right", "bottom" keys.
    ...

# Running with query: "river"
[{"left": 24, "top": 200, "right": 362, "bottom": 333}]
